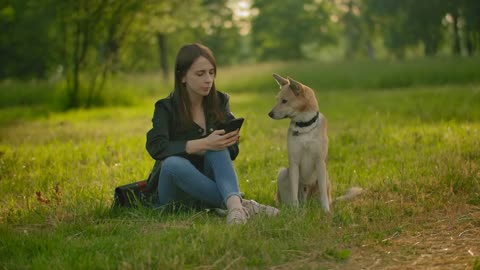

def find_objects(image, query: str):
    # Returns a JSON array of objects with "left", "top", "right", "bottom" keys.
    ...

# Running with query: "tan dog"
[{"left": 268, "top": 74, "right": 362, "bottom": 213}]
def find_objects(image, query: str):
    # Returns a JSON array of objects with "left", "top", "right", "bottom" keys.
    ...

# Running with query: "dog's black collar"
[{"left": 295, "top": 112, "right": 319, "bottom": 128}]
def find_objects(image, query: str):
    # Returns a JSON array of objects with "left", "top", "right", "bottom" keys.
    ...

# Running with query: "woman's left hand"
[
  {"left": 204, "top": 129, "right": 239, "bottom": 150},
  {"left": 186, "top": 129, "right": 239, "bottom": 154}
]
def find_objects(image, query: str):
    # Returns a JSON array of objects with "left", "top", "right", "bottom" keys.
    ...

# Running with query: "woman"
[{"left": 145, "top": 43, "right": 279, "bottom": 224}]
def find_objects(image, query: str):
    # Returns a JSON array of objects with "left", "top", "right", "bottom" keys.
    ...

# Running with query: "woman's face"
[{"left": 183, "top": 56, "right": 215, "bottom": 99}]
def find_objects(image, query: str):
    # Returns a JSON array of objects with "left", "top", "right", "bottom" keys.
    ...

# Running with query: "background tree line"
[{"left": 1, "top": 0, "right": 479, "bottom": 108}]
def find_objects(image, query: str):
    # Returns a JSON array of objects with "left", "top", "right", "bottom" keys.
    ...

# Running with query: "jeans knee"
[
  {"left": 205, "top": 149, "right": 229, "bottom": 161},
  {"left": 162, "top": 156, "right": 188, "bottom": 173}
]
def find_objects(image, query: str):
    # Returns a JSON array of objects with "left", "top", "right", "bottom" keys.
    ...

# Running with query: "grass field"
[{"left": 1, "top": 58, "right": 480, "bottom": 269}]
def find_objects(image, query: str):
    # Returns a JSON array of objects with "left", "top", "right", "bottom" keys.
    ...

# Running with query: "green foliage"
[
  {"left": 474, "top": 257, "right": 480, "bottom": 270},
  {"left": 0, "top": 0, "right": 58, "bottom": 78},
  {"left": 251, "top": 0, "right": 336, "bottom": 60},
  {"left": 365, "top": 0, "right": 480, "bottom": 57},
  {"left": 365, "top": 0, "right": 448, "bottom": 56},
  {"left": 2, "top": 0, "right": 480, "bottom": 87}
]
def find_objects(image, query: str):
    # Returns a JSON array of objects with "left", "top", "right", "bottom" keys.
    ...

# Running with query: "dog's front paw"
[
  {"left": 284, "top": 199, "right": 299, "bottom": 207},
  {"left": 292, "top": 200, "right": 300, "bottom": 207},
  {"left": 320, "top": 201, "right": 331, "bottom": 214}
]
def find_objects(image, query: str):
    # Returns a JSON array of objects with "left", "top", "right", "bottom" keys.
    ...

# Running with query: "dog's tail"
[{"left": 333, "top": 186, "right": 364, "bottom": 203}]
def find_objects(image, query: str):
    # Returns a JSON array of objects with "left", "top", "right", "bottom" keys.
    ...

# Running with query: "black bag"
[{"left": 112, "top": 180, "right": 157, "bottom": 208}]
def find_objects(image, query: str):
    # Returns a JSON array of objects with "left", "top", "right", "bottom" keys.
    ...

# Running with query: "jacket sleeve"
[
  {"left": 223, "top": 94, "right": 240, "bottom": 161},
  {"left": 146, "top": 102, "right": 187, "bottom": 160}
]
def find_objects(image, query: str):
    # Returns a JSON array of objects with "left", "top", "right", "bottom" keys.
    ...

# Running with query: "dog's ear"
[
  {"left": 288, "top": 78, "right": 302, "bottom": 96},
  {"left": 273, "top": 73, "right": 288, "bottom": 86}
]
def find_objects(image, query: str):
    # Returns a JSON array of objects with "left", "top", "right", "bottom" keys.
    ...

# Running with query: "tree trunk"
[
  {"left": 69, "top": 21, "right": 82, "bottom": 109},
  {"left": 156, "top": 33, "right": 168, "bottom": 80},
  {"left": 367, "top": 40, "right": 375, "bottom": 60},
  {"left": 464, "top": 26, "right": 474, "bottom": 56},
  {"left": 452, "top": 12, "right": 461, "bottom": 55},
  {"left": 423, "top": 33, "right": 439, "bottom": 56}
]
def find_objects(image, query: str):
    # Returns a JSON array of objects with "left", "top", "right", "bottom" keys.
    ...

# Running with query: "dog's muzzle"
[{"left": 268, "top": 111, "right": 286, "bottom": 119}]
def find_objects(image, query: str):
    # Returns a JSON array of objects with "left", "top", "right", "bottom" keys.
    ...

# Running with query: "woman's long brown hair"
[{"left": 173, "top": 43, "right": 224, "bottom": 132}]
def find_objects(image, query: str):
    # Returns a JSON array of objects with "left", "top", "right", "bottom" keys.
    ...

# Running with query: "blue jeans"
[{"left": 157, "top": 149, "right": 241, "bottom": 209}]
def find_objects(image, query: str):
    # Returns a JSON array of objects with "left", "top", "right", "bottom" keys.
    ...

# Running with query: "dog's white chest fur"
[
  {"left": 287, "top": 117, "right": 326, "bottom": 185},
  {"left": 287, "top": 116, "right": 324, "bottom": 149}
]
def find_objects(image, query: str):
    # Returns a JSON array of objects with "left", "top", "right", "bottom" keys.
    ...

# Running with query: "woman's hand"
[
  {"left": 186, "top": 129, "right": 239, "bottom": 155},
  {"left": 204, "top": 129, "right": 239, "bottom": 150}
]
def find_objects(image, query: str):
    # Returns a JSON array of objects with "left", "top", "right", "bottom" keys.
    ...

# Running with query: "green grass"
[
  {"left": 1, "top": 59, "right": 480, "bottom": 269},
  {"left": 1, "top": 56, "right": 480, "bottom": 113},
  {"left": 217, "top": 56, "right": 480, "bottom": 92}
]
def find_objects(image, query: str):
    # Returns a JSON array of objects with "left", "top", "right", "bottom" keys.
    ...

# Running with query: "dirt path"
[{"left": 345, "top": 204, "right": 480, "bottom": 270}]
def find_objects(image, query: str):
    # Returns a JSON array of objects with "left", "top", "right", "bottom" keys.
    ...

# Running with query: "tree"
[
  {"left": 130, "top": 0, "right": 245, "bottom": 80},
  {"left": 137, "top": 1, "right": 197, "bottom": 80},
  {"left": 0, "top": 0, "right": 57, "bottom": 79},
  {"left": 251, "top": 0, "right": 335, "bottom": 61},
  {"left": 364, "top": 0, "right": 448, "bottom": 58},
  {"left": 197, "top": 0, "right": 245, "bottom": 65},
  {"left": 335, "top": 0, "right": 377, "bottom": 59},
  {"left": 53, "top": 0, "right": 144, "bottom": 108},
  {"left": 451, "top": 0, "right": 480, "bottom": 55}
]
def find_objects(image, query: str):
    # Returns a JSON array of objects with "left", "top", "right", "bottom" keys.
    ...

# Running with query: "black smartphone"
[{"left": 218, "top": 118, "right": 244, "bottom": 133}]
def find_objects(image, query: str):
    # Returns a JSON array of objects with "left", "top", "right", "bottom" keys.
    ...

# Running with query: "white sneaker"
[
  {"left": 242, "top": 199, "right": 280, "bottom": 217},
  {"left": 226, "top": 207, "right": 249, "bottom": 225}
]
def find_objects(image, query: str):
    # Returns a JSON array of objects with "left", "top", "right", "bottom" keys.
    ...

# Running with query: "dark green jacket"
[{"left": 144, "top": 91, "right": 239, "bottom": 194}]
